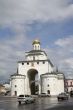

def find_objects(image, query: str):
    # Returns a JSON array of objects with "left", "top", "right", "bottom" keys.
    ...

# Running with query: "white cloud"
[
  {"left": 44, "top": 36, "right": 73, "bottom": 78},
  {"left": 63, "top": 58, "right": 73, "bottom": 68},
  {"left": 0, "top": 0, "right": 73, "bottom": 27},
  {"left": 55, "top": 36, "right": 73, "bottom": 47},
  {"left": 0, "top": 34, "right": 32, "bottom": 81}
]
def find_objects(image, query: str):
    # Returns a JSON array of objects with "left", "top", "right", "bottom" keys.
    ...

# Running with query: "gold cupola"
[
  {"left": 32, "top": 39, "right": 40, "bottom": 45},
  {"left": 32, "top": 39, "right": 41, "bottom": 50}
]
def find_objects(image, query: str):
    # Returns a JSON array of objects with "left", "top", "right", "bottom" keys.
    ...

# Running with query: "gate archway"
[{"left": 27, "top": 69, "right": 39, "bottom": 95}]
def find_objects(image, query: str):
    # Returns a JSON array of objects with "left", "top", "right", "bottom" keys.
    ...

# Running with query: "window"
[
  {"left": 70, "top": 82, "right": 72, "bottom": 86},
  {"left": 37, "top": 62, "right": 39, "bottom": 64},
  {"left": 33, "top": 56, "right": 35, "bottom": 60},
  {"left": 35, "top": 45, "right": 37, "bottom": 50},
  {"left": 14, "top": 91, "right": 17, "bottom": 96},
  {"left": 15, "top": 85, "right": 17, "bottom": 87},
  {"left": 27, "top": 62, "right": 29, "bottom": 65},
  {"left": 43, "top": 61, "right": 45, "bottom": 64},
  {"left": 47, "top": 84, "right": 49, "bottom": 87},
  {"left": 22, "top": 62, "right": 24, "bottom": 65},
  {"left": 47, "top": 90, "right": 50, "bottom": 94},
  {"left": 19, "top": 95, "right": 24, "bottom": 97}
]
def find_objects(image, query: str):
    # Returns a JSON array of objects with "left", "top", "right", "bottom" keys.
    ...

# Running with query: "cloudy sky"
[{"left": 0, "top": 0, "right": 73, "bottom": 83}]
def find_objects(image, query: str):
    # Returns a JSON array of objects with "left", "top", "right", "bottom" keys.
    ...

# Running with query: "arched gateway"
[{"left": 27, "top": 69, "right": 39, "bottom": 95}]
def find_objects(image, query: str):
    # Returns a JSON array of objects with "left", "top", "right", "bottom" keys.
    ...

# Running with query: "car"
[
  {"left": 38, "top": 93, "right": 46, "bottom": 97},
  {"left": 57, "top": 92, "right": 69, "bottom": 101},
  {"left": 17, "top": 95, "right": 35, "bottom": 105},
  {"left": 38, "top": 93, "right": 51, "bottom": 97}
]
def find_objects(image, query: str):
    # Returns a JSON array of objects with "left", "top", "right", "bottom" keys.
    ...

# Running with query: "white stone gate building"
[{"left": 11, "top": 40, "right": 65, "bottom": 96}]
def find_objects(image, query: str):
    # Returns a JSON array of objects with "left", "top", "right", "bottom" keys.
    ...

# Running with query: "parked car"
[
  {"left": 17, "top": 95, "right": 35, "bottom": 105},
  {"left": 70, "top": 91, "right": 73, "bottom": 97},
  {"left": 38, "top": 93, "right": 51, "bottom": 97},
  {"left": 57, "top": 92, "right": 69, "bottom": 101},
  {"left": 38, "top": 93, "right": 46, "bottom": 97}
]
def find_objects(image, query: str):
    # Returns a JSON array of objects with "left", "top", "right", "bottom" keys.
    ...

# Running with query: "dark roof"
[
  {"left": 26, "top": 50, "right": 47, "bottom": 56},
  {"left": 41, "top": 71, "right": 64, "bottom": 76},
  {"left": 11, "top": 73, "right": 25, "bottom": 77},
  {"left": 26, "top": 53, "right": 43, "bottom": 56},
  {"left": 41, "top": 72, "right": 57, "bottom": 76},
  {"left": 26, "top": 50, "right": 43, "bottom": 53}
]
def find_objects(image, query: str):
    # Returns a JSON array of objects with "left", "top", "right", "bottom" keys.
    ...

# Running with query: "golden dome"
[{"left": 32, "top": 39, "right": 40, "bottom": 45}]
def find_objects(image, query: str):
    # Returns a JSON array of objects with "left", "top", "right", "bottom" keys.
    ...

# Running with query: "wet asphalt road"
[{"left": 0, "top": 96, "right": 73, "bottom": 110}]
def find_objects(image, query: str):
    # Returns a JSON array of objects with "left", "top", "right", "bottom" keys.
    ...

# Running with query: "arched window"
[
  {"left": 14, "top": 91, "right": 17, "bottom": 96},
  {"left": 35, "top": 45, "right": 37, "bottom": 50},
  {"left": 22, "top": 62, "right": 24, "bottom": 65},
  {"left": 15, "top": 85, "right": 17, "bottom": 87},
  {"left": 47, "top": 90, "right": 50, "bottom": 94}
]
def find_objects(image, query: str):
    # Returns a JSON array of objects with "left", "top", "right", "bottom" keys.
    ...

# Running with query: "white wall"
[
  {"left": 41, "top": 75, "right": 58, "bottom": 95},
  {"left": 26, "top": 52, "right": 48, "bottom": 61},
  {"left": 57, "top": 79, "right": 64, "bottom": 95},
  {"left": 18, "top": 61, "right": 51, "bottom": 76},
  {"left": 18, "top": 61, "right": 53, "bottom": 94},
  {"left": 41, "top": 74, "right": 64, "bottom": 96},
  {"left": 11, "top": 75, "right": 25, "bottom": 96}
]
